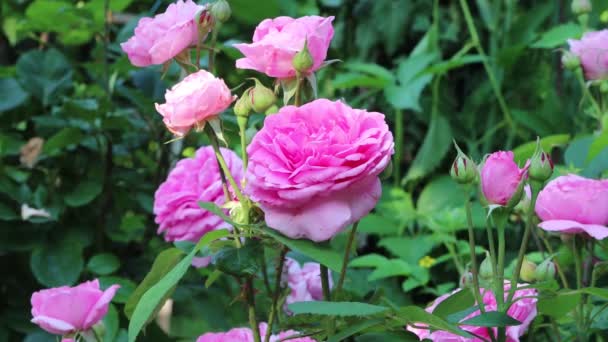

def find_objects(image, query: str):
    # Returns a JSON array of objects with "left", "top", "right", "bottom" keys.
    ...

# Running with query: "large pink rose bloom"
[
  {"left": 234, "top": 16, "right": 334, "bottom": 78},
  {"left": 535, "top": 175, "right": 608, "bottom": 240},
  {"left": 284, "top": 258, "right": 330, "bottom": 312},
  {"left": 245, "top": 99, "right": 394, "bottom": 242},
  {"left": 197, "top": 323, "right": 314, "bottom": 342},
  {"left": 154, "top": 146, "right": 243, "bottom": 242},
  {"left": 155, "top": 70, "right": 235, "bottom": 136},
  {"left": 31, "top": 280, "right": 120, "bottom": 335},
  {"left": 568, "top": 30, "right": 608, "bottom": 80},
  {"left": 407, "top": 282, "right": 537, "bottom": 342},
  {"left": 481, "top": 151, "right": 527, "bottom": 206},
  {"left": 121, "top": 0, "right": 204, "bottom": 67}
]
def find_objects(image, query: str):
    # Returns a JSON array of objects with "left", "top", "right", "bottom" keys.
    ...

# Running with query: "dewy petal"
[
  {"left": 31, "top": 316, "right": 76, "bottom": 335},
  {"left": 538, "top": 220, "right": 608, "bottom": 240}
]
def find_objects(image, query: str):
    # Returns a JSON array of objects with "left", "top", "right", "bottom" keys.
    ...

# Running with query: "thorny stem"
[
  {"left": 464, "top": 189, "right": 486, "bottom": 314},
  {"left": 245, "top": 277, "right": 261, "bottom": 342},
  {"left": 320, "top": 265, "right": 335, "bottom": 337},
  {"left": 336, "top": 222, "right": 359, "bottom": 292},
  {"left": 265, "top": 246, "right": 288, "bottom": 342}
]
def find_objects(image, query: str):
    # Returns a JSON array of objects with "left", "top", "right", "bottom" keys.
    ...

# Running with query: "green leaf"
[
  {"left": 288, "top": 301, "right": 388, "bottom": 316},
  {"left": 25, "top": 0, "right": 96, "bottom": 45},
  {"left": 349, "top": 254, "right": 388, "bottom": 268},
  {"left": 43, "top": 127, "right": 84, "bottom": 155},
  {"left": 417, "top": 176, "right": 464, "bottom": 215},
  {"left": 384, "top": 53, "right": 438, "bottom": 112},
  {"left": 99, "top": 276, "right": 136, "bottom": 304},
  {"left": 566, "top": 287, "right": 608, "bottom": 300},
  {"left": 30, "top": 239, "right": 83, "bottom": 287},
  {"left": 460, "top": 311, "right": 521, "bottom": 327},
  {"left": 198, "top": 201, "right": 242, "bottom": 227},
  {"left": 423, "top": 55, "right": 484, "bottom": 75},
  {"left": 328, "top": 318, "right": 384, "bottom": 342},
  {"left": 512, "top": 134, "right": 571, "bottom": 164},
  {"left": 64, "top": 181, "right": 103, "bottom": 207},
  {"left": 87, "top": 253, "right": 120, "bottom": 276},
  {"left": 432, "top": 289, "right": 475, "bottom": 321},
  {"left": 538, "top": 292, "right": 581, "bottom": 318},
  {"left": 16, "top": 48, "right": 72, "bottom": 106},
  {"left": 103, "top": 304, "right": 119, "bottom": 342},
  {"left": 128, "top": 229, "right": 230, "bottom": 342},
  {"left": 229, "top": 0, "right": 280, "bottom": 25},
  {"left": 403, "top": 115, "right": 452, "bottom": 183},
  {"left": 213, "top": 241, "right": 262, "bottom": 277},
  {"left": 587, "top": 132, "right": 608, "bottom": 163},
  {"left": 531, "top": 23, "right": 583, "bottom": 49},
  {"left": 264, "top": 228, "right": 343, "bottom": 272},
  {"left": 124, "top": 248, "right": 185, "bottom": 319},
  {"left": 367, "top": 259, "right": 414, "bottom": 281},
  {"left": 0, "top": 78, "right": 28, "bottom": 111},
  {"left": 394, "top": 305, "right": 472, "bottom": 338}
]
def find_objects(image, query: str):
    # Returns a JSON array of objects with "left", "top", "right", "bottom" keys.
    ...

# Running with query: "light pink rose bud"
[
  {"left": 30, "top": 280, "right": 120, "bottom": 335},
  {"left": 480, "top": 151, "right": 528, "bottom": 206},
  {"left": 568, "top": 30, "right": 608, "bottom": 80},
  {"left": 245, "top": 99, "right": 394, "bottom": 242},
  {"left": 154, "top": 146, "right": 243, "bottom": 243},
  {"left": 155, "top": 70, "right": 235, "bottom": 136},
  {"left": 234, "top": 16, "right": 334, "bottom": 79},
  {"left": 535, "top": 175, "right": 608, "bottom": 240},
  {"left": 284, "top": 258, "right": 330, "bottom": 313},
  {"left": 121, "top": 0, "right": 204, "bottom": 67}
]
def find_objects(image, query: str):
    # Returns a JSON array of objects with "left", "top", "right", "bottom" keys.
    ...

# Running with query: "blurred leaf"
[
  {"left": 475, "top": 0, "right": 496, "bottom": 31},
  {"left": 531, "top": 23, "right": 583, "bottom": 49},
  {"left": 379, "top": 236, "right": 436, "bottom": 264},
  {"left": 368, "top": 259, "right": 414, "bottom": 281},
  {"left": 328, "top": 318, "right": 383, "bottom": 342},
  {"left": 43, "top": 127, "right": 84, "bottom": 155},
  {"left": 213, "top": 241, "right": 262, "bottom": 277},
  {"left": 423, "top": 55, "right": 484, "bottom": 75},
  {"left": 99, "top": 276, "right": 136, "bottom": 304},
  {"left": 288, "top": 301, "right": 388, "bottom": 316},
  {"left": 565, "top": 136, "right": 593, "bottom": 168},
  {"left": 264, "top": 227, "right": 342, "bottom": 272},
  {"left": 460, "top": 312, "right": 521, "bottom": 327},
  {"left": 30, "top": 239, "right": 83, "bottom": 287},
  {"left": 417, "top": 176, "right": 464, "bottom": 215},
  {"left": 512, "top": 134, "right": 571, "bottom": 164},
  {"left": 587, "top": 132, "right": 608, "bottom": 162},
  {"left": 394, "top": 306, "right": 472, "bottom": 338},
  {"left": 16, "top": 48, "right": 72, "bottom": 106},
  {"left": 103, "top": 304, "right": 119, "bottom": 342},
  {"left": 124, "top": 248, "right": 184, "bottom": 319},
  {"left": 0, "top": 202, "right": 18, "bottom": 221},
  {"left": 403, "top": 115, "right": 452, "bottom": 182},
  {"left": 385, "top": 53, "right": 437, "bottom": 111},
  {"left": 358, "top": 214, "right": 400, "bottom": 236},
  {"left": 432, "top": 289, "right": 475, "bottom": 321},
  {"left": 375, "top": 187, "right": 416, "bottom": 227},
  {"left": 87, "top": 253, "right": 121, "bottom": 276},
  {"left": 25, "top": 0, "right": 96, "bottom": 44},
  {"left": 0, "top": 78, "right": 28, "bottom": 112},
  {"left": 128, "top": 229, "right": 230, "bottom": 342},
  {"left": 538, "top": 292, "right": 581, "bottom": 318},
  {"left": 64, "top": 181, "right": 103, "bottom": 207},
  {"left": 350, "top": 254, "right": 389, "bottom": 268},
  {"left": 230, "top": 0, "right": 280, "bottom": 25}
]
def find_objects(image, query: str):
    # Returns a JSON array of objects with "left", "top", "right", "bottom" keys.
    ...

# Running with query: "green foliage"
[
  {"left": 288, "top": 301, "right": 388, "bottom": 316},
  {"left": 460, "top": 312, "right": 521, "bottom": 327},
  {"left": 87, "top": 253, "right": 121, "bottom": 276}
]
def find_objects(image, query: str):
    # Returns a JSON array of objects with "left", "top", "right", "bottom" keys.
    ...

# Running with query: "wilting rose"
[
  {"left": 284, "top": 258, "right": 330, "bottom": 312},
  {"left": 197, "top": 323, "right": 314, "bottom": 342},
  {"left": 568, "top": 30, "right": 608, "bottom": 80},
  {"left": 480, "top": 151, "right": 527, "bottom": 206},
  {"left": 121, "top": 0, "right": 204, "bottom": 67},
  {"left": 234, "top": 16, "right": 334, "bottom": 78},
  {"left": 245, "top": 99, "right": 394, "bottom": 242},
  {"left": 535, "top": 174, "right": 608, "bottom": 240},
  {"left": 407, "top": 282, "right": 537, "bottom": 342},
  {"left": 155, "top": 70, "right": 235, "bottom": 136},
  {"left": 154, "top": 146, "right": 243, "bottom": 242},
  {"left": 30, "top": 279, "right": 120, "bottom": 335}
]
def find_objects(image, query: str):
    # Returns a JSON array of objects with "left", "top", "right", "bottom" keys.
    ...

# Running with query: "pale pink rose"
[
  {"left": 155, "top": 70, "right": 235, "bottom": 136},
  {"left": 535, "top": 175, "right": 608, "bottom": 240},
  {"left": 568, "top": 30, "right": 608, "bottom": 80},
  {"left": 30, "top": 280, "right": 120, "bottom": 335},
  {"left": 234, "top": 16, "right": 334, "bottom": 78},
  {"left": 197, "top": 323, "right": 314, "bottom": 342},
  {"left": 62, "top": 339, "right": 74, "bottom": 342},
  {"left": 154, "top": 146, "right": 243, "bottom": 242},
  {"left": 245, "top": 99, "right": 394, "bottom": 241},
  {"left": 284, "top": 258, "right": 330, "bottom": 312},
  {"left": 407, "top": 282, "right": 537, "bottom": 342},
  {"left": 481, "top": 151, "right": 527, "bottom": 206},
  {"left": 121, "top": 0, "right": 204, "bottom": 67}
]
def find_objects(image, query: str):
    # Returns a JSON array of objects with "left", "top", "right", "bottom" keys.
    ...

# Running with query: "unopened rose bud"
[
  {"left": 562, "top": 51, "right": 581, "bottom": 70},
  {"left": 450, "top": 143, "right": 478, "bottom": 184},
  {"left": 529, "top": 140, "right": 553, "bottom": 182},
  {"left": 248, "top": 79, "right": 276, "bottom": 113},
  {"left": 520, "top": 258, "right": 537, "bottom": 283},
  {"left": 196, "top": 8, "right": 214, "bottom": 39},
  {"left": 479, "top": 253, "right": 493, "bottom": 280},
  {"left": 292, "top": 40, "right": 314, "bottom": 74},
  {"left": 460, "top": 271, "right": 473, "bottom": 289},
  {"left": 210, "top": 0, "right": 231, "bottom": 23},
  {"left": 234, "top": 93, "right": 252, "bottom": 118},
  {"left": 265, "top": 104, "right": 279, "bottom": 115},
  {"left": 571, "top": 0, "right": 591, "bottom": 15},
  {"left": 535, "top": 258, "right": 557, "bottom": 281}
]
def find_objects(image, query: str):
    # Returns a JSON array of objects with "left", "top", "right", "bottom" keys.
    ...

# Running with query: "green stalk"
[
  {"left": 494, "top": 212, "right": 507, "bottom": 342},
  {"left": 336, "top": 222, "right": 359, "bottom": 291},
  {"left": 205, "top": 126, "right": 247, "bottom": 205},
  {"left": 320, "top": 265, "right": 335, "bottom": 337},
  {"left": 464, "top": 189, "right": 486, "bottom": 313},
  {"left": 484, "top": 219, "right": 498, "bottom": 281},
  {"left": 246, "top": 277, "right": 261, "bottom": 342},
  {"left": 294, "top": 75, "right": 303, "bottom": 106},
  {"left": 576, "top": 68, "right": 602, "bottom": 119},
  {"left": 265, "top": 246, "right": 288, "bottom": 342},
  {"left": 572, "top": 237, "right": 585, "bottom": 339}
]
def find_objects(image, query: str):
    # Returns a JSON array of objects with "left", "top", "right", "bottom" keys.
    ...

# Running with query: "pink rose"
[
  {"left": 245, "top": 99, "right": 394, "bottom": 242},
  {"left": 121, "top": 0, "right": 204, "bottom": 67},
  {"left": 155, "top": 70, "right": 235, "bottom": 136},
  {"left": 30, "top": 280, "right": 120, "bottom": 335},
  {"left": 407, "top": 282, "right": 537, "bottom": 342},
  {"left": 197, "top": 323, "right": 314, "bottom": 342},
  {"left": 284, "top": 258, "right": 330, "bottom": 312},
  {"left": 568, "top": 30, "right": 608, "bottom": 80},
  {"left": 535, "top": 175, "right": 608, "bottom": 240},
  {"left": 481, "top": 151, "right": 527, "bottom": 206},
  {"left": 154, "top": 146, "right": 243, "bottom": 242},
  {"left": 234, "top": 16, "right": 334, "bottom": 78}
]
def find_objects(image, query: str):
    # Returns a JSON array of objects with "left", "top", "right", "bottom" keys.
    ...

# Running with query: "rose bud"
[
  {"left": 480, "top": 151, "right": 528, "bottom": 207},
  {"left": 479, "top": 253, "right": 494, "bottom": 280},
  {"left": 248, "top": 79, "right": 276, "bottom": 113},
  {"left": 520, "top": 258, "right": 537, "bottom": 283},
  {"left": 450, "top": 142, "right": 478, "bottom": 184},
  {"left": 292, "top": 40, "right": 314, "bottom": 74},
  {"left": 571, "top": 0, "right": 591, "bottom": 15},
  {"left": 535, "top": 258, "right": 557, "bottom": 281},
  {"left": 528, "top": 141, "right": 553, "bottom": 182},
  {"left": 460, "top": 271, "right": 474, "bottom": 289},
  {"left": 210, "top": 0, "right": 231, "bottom": 23},
  {"left": 561, "top": 50, "right": 581, "bottom": 70}
]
